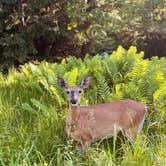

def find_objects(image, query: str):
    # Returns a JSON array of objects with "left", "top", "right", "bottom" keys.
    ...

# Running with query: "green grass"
[{"left": 0, "top": 46, "right": 166, "bottom": 165}]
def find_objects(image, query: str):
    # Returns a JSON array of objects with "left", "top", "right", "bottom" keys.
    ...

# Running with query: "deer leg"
[
  {"left": 71, "top": 139, "right": 83, "bottom": 154},
  {"left": 71, "top": 139, "right": 78, "bottom": 146},
  {"left": 81, "top": 140, "right": 91, "bottom": 151},
  {"left": 124, "top": 127, "right": 138, "bottom": 146},
  {"left": 77, "top": 140, "right": 91, "bottom": 154}
]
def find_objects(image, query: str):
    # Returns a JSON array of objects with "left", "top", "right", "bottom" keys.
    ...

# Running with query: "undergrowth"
[{"left": 0, "top": 46, "right": 166, "bottom": 165}]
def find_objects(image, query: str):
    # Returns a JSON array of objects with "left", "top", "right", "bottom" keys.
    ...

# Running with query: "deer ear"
[
  {"left": 57, "top": 78, "right": 68, "bottom": 89},
  {"left": 80, "top": 76, "right": 91, "bottom": 89}
]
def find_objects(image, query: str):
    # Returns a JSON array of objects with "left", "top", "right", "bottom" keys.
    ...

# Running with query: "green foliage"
[
  {"left": 0, "top": 46, "right": 166, "bottom": 165},
  {"left": 0, "top": 0, "right": 166, "bottom": 72}
]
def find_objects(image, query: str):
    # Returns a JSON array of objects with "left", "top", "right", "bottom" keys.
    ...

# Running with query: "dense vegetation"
[
  {"left": 0, "top": 0, "right": 166, "bottom": 71},
  {"left": 0, "top": 46, "right": 166, "bottom": 165}
]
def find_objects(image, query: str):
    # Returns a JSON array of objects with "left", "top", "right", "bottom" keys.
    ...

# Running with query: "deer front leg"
[
  {"left": 81, "top": 140, "right": 91, "bottom": 151},
  {"left": 77, "top": 141, "right": 90, "bottom": 154},
  {"left": 71, "top": 139, "right": 78, "bottom": 146}
]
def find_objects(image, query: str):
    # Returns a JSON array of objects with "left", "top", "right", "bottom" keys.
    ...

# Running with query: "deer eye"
[
  {"left": 66, "top": 90, "right": 70, "bottom": 94},
  {"left": 78, "top": 90, "right": 82, "bottom": 94}
]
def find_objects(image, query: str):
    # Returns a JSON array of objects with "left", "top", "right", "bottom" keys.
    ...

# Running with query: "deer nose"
[{"left": 70, "top": 99, "right": 77, "bottom": 105}]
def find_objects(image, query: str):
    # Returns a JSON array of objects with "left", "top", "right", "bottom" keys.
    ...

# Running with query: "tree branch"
[{"left": 18, "top": 0, "right": 25, "bottom": 27}]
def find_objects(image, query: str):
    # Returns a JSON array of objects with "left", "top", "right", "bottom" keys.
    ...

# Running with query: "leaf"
[
  {"left": 31, "top": 98, "right": 50, "bottom": 113},
  {"left": 65, "top": 68, "right": 78, "bottom": 86},
  {"left": 21, "top": 103, "right": 34, "bottom": 112}
]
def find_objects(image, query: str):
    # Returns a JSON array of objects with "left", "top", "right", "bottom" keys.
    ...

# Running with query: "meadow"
[{"left": 0, "top": 46, "right": 166, "bottom": 165}]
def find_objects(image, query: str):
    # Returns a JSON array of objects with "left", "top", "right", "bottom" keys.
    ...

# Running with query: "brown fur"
[{"left": 66, "top": 99, "right": 147, "bottom": 149}]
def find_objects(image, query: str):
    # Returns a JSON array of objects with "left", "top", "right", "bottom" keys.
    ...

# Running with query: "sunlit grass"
[{"left": 0, "top": 47, "right": 166, "bottom": 165}]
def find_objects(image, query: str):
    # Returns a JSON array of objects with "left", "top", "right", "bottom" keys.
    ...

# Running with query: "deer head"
[{"left": 58, "top": 76, "right": 91, "bottom": 107}]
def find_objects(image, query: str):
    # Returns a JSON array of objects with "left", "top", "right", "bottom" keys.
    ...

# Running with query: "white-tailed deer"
[{"left": 58, "top": 76, "right": 147, "bottom": 150}]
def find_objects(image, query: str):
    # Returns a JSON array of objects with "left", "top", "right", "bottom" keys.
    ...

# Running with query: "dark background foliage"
[{"left": 0, "top": 0, "right": 166, "bottom": 72}]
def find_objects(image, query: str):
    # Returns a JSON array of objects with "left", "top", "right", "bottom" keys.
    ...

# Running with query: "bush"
[{"left": 0, "top": 46, "right": 166, "bottom": 165}]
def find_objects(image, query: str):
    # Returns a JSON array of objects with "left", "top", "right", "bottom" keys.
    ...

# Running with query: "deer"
[{"left": 58, "top": 76, "right": 147, "bottom": 150}]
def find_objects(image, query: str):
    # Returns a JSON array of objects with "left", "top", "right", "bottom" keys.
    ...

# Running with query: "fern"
[
  {"left": 65, "top": 68, "right": 78, "bottom": 86},
  {"left": 153, "top": 82, "right": 166, "bottom": 102},
  {"left": 49, "top": 85, "right": 65, "bottom": 108},
  {"left": 115, "top": 84, "right": 124, "bottom": 99},
  {"left": 97, "top": 76, "right": 111, "bottom": 102},
  {"left": 126, "top": 60, "right": 148, "bottom": 79}
]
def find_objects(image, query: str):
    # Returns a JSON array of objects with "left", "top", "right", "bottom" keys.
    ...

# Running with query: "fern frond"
[
  {"left": 49, "top": 85, "right": 65, "bottom": 108},
  {"left": 97, "top": 76, "right": 111, "bottom": 102},
  {"left": 65, "top": 68, "right": 78, "bottom": 86},
  {"left": 126, "top": 60, "right": 148, "bottom": 78},
  {"left": 153, "top": 82, "right": 166, "bottom": 101}
]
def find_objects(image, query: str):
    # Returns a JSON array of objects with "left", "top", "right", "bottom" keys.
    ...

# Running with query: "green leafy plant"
[
  {"left": 1, "top": 0, "right": 166, "bottom": 72},
  {"left": 0, "top": 46, "right": 166, "bottom": 165}
]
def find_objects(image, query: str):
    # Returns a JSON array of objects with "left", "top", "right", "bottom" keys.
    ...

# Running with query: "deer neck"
[{"left": 69, "top": 105, "right": 80, "bottom": 122}]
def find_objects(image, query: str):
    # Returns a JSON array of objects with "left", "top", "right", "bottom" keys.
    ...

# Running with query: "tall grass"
[{"left": 0, "top": 46, "right": 166, "bottom": 165}]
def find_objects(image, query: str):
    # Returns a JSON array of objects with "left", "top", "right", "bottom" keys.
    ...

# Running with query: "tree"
[{"left": 0, "top": 0, "right": 165, "bottom": 72}]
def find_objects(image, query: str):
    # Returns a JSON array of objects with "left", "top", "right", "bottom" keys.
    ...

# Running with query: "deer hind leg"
[
  {"left": 137, "top": 112, "right": 146, "bottom": 133},
  {"left": 124, "top": 117, "right": 146, "bottom": 145},
  {"left": 124, "top": 109, "right": 147, "bottom": 145},
  {"left": 124, "top": 127, "right": 138, "bottom": 145}
]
